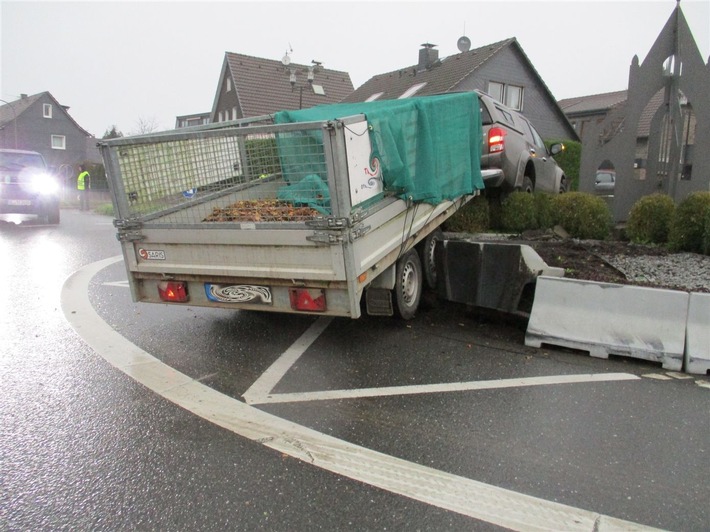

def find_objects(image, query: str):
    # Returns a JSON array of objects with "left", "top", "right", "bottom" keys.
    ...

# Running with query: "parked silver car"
[
  {"left": 594, "top": 169, "right": 615, "bottom": 195},
  {"left": 476, "top": 90, "right": 567, "bottom": 195}
]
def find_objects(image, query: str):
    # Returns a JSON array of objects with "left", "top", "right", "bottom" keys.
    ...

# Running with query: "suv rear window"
[
  {"left": 480, "top": 102, "right": 493, "bottom": 126},
  {"left": 494, "top": 106, "right": 515, "bottom": 126}
]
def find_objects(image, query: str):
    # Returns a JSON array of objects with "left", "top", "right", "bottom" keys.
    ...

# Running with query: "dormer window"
[{"left": 43, "top": 104, "right": 52, "bottom": 118}]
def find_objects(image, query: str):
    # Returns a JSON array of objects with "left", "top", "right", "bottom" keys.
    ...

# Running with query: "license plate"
[
  {"left": 7, "top": 199, "right": 32, "bottom": 206},
  {"left": 204, "top": 284, "right": 272, "bottom": 304}
]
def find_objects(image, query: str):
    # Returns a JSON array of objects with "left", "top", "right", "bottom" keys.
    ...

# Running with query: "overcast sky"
[{"left": 2, "top": 0, "right": 708, "bottom": 137}]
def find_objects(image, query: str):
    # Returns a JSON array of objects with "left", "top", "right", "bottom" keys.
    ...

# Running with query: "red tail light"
[
  {"left": 158, "top": 281, "right": 189, "bottom": 302},
  {"left": 488, "top": 127, "right": 506, "bottom": 153},
  {"left": 289, "top": 288, "right": 326, "bottom": 312}
]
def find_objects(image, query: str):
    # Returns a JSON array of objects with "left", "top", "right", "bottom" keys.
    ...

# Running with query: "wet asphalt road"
[{"left": 1, "top": 209, "right": 709, "bottom": 531}]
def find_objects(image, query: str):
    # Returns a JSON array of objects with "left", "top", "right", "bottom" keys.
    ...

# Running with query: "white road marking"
[
  {"left": 642, "top": 373, "right": 673, "bottom": 380},
  {"left": 247, "top": 373, "right": 640, "bottom": 405},
  {"left": 242, "top": 316, "right": 333, "bottom": 404},
  {"left": 102, "top": 280, "right": 129, "bottom": 288},
  {"left": 60, "top": 256, "right": 660, "bottom": 532}
]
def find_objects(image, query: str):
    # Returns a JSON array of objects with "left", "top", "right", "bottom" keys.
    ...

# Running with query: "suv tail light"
[{"left": 488, "top": 127, "right": 506, "bottom": 153}]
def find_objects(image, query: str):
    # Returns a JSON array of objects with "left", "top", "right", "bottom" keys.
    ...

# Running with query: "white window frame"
[
  {"left": 487, "top": 82, "right": 524, "bottom": 111},
  {"left": 43, "top": 103, "right": 53, "bottom": 118},
  {"left": 488, "top": 81, "right": 504, "bottom": 103},
  {"left": 365, "top": 92, "right": 384, "bottom": 102},
  {"left": 505, "top": 84, "right": 524, "bottom": 111},
  {"left": 51, "top": 134, "right": 66, "bottom": 150},
  {"left": 226, "top": 77, "right": 232, "bottom": 92}
]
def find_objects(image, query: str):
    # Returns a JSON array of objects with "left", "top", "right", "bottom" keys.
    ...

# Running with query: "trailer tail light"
[
  {"left": 289, "top": 288, "right": 326, "bottom": 312},
  {"left": 488, "top": 127, "right": 506, "bottom": 153},
  {"left": 158, "top": 281, "right": 189, "bottom": 302}
]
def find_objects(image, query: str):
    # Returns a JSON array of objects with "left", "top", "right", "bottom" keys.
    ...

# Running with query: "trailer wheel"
[
  {"left": 394, "top": 249, "right": 422, "bottom": 320},
  {"left": 418, "top": 228, "right": 442, "bottom": 290}
]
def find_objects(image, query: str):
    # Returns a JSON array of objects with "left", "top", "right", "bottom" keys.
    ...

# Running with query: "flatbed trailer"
[{"left": 100, "top": 93, "right": 490, "bottom": 319}]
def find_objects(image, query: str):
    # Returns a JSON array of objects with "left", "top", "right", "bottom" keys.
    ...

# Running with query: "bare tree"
[{"left": 132, "top": 116, "right": 160, "bottom": 135}]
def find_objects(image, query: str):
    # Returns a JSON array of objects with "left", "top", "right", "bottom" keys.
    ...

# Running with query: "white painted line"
[
  {"left": 242, "top": 316, "right": 333, "bottom": 404},
  {"left": 102, "top": 280, "right": 129, "bottom": 288},
  {"left": 249, "top": 373, "right": 640, "bottom": 405},
  {"left": 60, "top": 256, "right": 661, "bottom": 532},
  {"left": 643, "top": 374, "right": 673, "bottom": 381},
  {"left": 665, "top": 371, "right": 694, "bottom": 380}
]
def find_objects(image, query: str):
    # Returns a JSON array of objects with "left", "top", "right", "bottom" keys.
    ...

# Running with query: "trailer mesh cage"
[{"left": 102, "top": 123, "right": 331, "bottom": 225}]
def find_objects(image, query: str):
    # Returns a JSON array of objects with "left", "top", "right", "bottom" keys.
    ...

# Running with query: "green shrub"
[
  {"left": 534, "top": 193, "right": 555, "bottom": 229},
  {"left": 668, "top": 191, "right": 710, "bottom": 253},
  {"left": 444, "top": 194, "right": 490, "bottom": 233},
  {"left": 546, "top": 139, "right": 581, "bottom": 191},
  {"left": 626, "top": 193, "right": 675, "bottom": 244},
  {"left": 551, "top": 191, "right": 612, "bottom": 240},
  {"left": 501, "top": 191, "right": 537, "bottom": 233}
]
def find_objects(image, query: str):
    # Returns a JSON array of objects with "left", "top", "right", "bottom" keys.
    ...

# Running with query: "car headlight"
[{"left": 29, "top": 173, "right": 60, "bottom": 195}]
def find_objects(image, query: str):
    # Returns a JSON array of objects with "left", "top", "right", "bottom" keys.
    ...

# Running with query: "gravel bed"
[{"left": 600, "top": 252, "right": 710, "bottom": 293}]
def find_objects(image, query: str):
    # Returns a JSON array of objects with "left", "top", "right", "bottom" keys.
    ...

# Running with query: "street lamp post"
[
  {"left": 281, "top": 54, "right": 321, "bottom": 110},
  {"left": 0, "top": 98, "right": 18, "bottom": 149}
]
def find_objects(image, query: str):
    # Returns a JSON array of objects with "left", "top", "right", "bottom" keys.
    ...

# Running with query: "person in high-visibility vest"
[{"left": 77, "top": 165, "right": 91, "bottom": 211}]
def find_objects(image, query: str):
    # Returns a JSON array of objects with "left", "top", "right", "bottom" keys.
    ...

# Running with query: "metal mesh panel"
[{"left": 110, "top": 127, "right": 330, "bottom": 224}]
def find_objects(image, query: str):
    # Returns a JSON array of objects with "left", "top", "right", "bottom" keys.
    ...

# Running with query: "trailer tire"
[
  {"left": 418, "top": 228, "right": 442, "bottom": 290},
  {"left": 394, "top": 249, "right": 422, "bottom": 320}
]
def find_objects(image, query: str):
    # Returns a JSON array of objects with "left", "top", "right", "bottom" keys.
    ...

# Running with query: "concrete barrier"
[
  {"left": 435, "top": 240, "right": 564, "bottom": 314},
  {"left": 685, "top": 292, "right": 710, "bottom": 375},
  {"left": 525, "top": 276, "right": 689, "bottom": 371}
]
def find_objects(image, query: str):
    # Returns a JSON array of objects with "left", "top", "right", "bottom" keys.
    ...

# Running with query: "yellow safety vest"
[{"left": 77, "top": 171, "right": 89, "bottom": 190}]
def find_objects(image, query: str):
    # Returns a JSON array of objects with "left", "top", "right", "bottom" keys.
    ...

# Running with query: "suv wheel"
[
  {"left": 517, "top": 176, "right": 534, "bottom": 194},
  {"left": 559, "top": 177, "right": 568, "bottom": 194}
]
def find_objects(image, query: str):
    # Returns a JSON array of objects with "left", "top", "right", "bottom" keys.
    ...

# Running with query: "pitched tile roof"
[
  {"left": 224, "top": 52, "right": 354, "bottom": 117},
  {"left": 342, "top": 38, "right": 514, "bottom": 103},
  {"left": 0, "top": 93, "right": 43, "bottom": 126},
  {"left": 0, "top": 91, "right": 91, "bottom": 136},
  {"left": 557, "top": 90, "right": 628, "bottom": 115},
  {"left": 559, "top": 89, "right": 666, "bottom": 138}
]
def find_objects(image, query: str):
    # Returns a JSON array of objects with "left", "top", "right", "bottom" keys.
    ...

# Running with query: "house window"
[
  {"left": 232, "top": 107, "right": 237, "bottom": 120},
  {"left": 398, "top": 82, "right": 427, "bottom": 99},
  {"left": 43, "top": 104, "right": 53, "bottom": 118},
  {"left": 51, "top": 135, "right": 66, "bottom": 150},
  {"left": 505, "top": 85, "right": 523, "bottom": 111},
  {"left": 488, "top": 82, "right": 504, "bottom": 102},
  {"left": 487, "top": 82, "right": 524, "bottom": 111},
  {"left": 226, "top": 77, "right": 232, "bottom": 92},
  {"left": 366, "top": 92, "right": 384, "bottom": 102}
]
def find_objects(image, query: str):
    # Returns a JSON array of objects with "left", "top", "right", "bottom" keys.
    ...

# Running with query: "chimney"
[
  {"left": 20, "top": 94, "right": 28, "bottom": 99},
  {"left": 418, "top": 43, "right": 439, "bottom": 71}
]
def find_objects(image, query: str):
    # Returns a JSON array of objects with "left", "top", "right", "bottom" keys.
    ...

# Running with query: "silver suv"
[
  {"left": 0, "top": 149, "right": 61, "bottom": 224},
  {"left": 477, "top": 90, "right": 567, "bottom": 195}
]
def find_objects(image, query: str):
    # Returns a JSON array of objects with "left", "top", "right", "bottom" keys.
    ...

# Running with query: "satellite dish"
[
  {"left": 281, "top": 53, "right": 291, "bottom": 66},
  {"left": 457, "top": 36, "right": 471, "bottom": 52}
]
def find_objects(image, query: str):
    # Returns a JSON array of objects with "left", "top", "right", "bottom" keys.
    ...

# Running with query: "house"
[
  {"left": 558, "top": 90, "right": 628, "bottom": 143},
  {"left": 342, "top": 39, "right": 578, "bottom": 141},
  {"left": 175, "top": 112, "right": 211, "bottom": 129},
  {"left": 0, "top": 91, "right": 99, "bottom": 174},
  {"left": 558, "top": 89, "right": 688, "bottom": 175},
  {"left": 209, "top": 52, "right": 355, "bottom": 123}
]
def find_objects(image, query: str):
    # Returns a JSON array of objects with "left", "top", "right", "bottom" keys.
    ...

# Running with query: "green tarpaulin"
[{"left": 273, "top": 92, "right": 484, "bottom": 206}]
